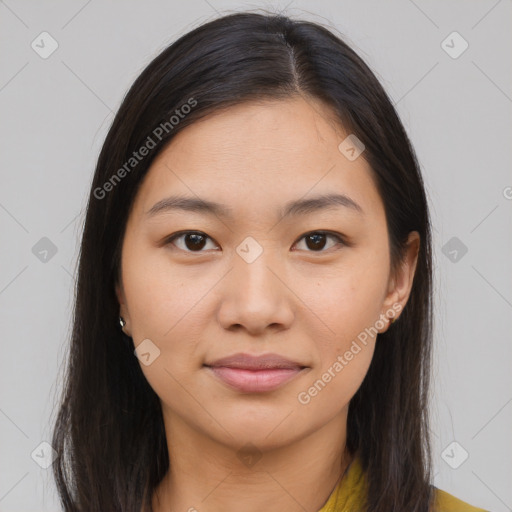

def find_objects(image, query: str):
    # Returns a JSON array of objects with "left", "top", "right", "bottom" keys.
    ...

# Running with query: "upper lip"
[{"left": 205, "top": 353, "right": 306, "bottom": 370}]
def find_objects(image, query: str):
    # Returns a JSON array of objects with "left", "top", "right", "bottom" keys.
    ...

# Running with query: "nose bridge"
[
  {"left": 232, "top": 236, "right": 283, "bottom": 298},
  {"left": 217, "top": 236, "right": 294, "bottom": 332}
]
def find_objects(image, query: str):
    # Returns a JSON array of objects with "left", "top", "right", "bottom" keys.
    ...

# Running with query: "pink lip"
[
  {"left": 207, "top": 366, "right": 303, "bottom": 392},
  {"left": 204, "top": 352, "right": 307, "bottom": 393}
]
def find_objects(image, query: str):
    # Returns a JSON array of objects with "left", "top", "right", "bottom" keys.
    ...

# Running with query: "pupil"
[
  {"left": 186, "top": 233, "right": 206, "bottom": 251},
  {"left": 306, "top": 233, "right": 326, "bottom": 251}
]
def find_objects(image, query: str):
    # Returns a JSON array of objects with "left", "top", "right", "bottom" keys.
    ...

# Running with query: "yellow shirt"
[{"left": 318, "top": 456, "right": 488, "bottom": 512}]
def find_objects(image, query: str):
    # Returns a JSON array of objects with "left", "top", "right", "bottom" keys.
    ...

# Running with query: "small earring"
[
  {"left": 390, "top": 317, "right": 396, "bottom": 324},
  {"left": 119, "top": 316, "right": 126, "bottom": 329}
]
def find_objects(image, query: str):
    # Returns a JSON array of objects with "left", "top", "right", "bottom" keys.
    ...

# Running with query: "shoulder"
[{"left": 433, "top": 487, "right": 488, "bottom": 512}]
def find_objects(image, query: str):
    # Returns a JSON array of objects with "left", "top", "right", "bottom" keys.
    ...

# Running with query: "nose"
[{"left": 216, "top": 247, "right": 295, "bottom": 336}]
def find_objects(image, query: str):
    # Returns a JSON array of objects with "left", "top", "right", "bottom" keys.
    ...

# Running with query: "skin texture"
[{"left": 116, "top": 95, "right": 420, "bottom": 512}]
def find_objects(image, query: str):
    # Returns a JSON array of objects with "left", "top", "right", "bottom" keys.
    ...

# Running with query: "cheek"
[
  {"left": 303, "top": 262, "right": 387, "bottom": 346},
  {"left": 295, "top": 342, "right": 375, "bottom": 426},
  {"left": 294, "top": 261, "right": 385, "bottom": 402},
  {"left": 297, "top": 279, "right": 378, "bottom": 412},
  {"left": 123, "top": 245, "right": 210, "bottom": 343}
]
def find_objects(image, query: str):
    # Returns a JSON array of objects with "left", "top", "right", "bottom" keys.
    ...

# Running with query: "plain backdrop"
[{"left": 0, "top": 1, "right": 511, "bottom": 511}]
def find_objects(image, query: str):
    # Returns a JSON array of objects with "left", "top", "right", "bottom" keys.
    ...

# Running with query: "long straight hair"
[{"left": 51, "top": 11, "right": 434, "bottom": 511}]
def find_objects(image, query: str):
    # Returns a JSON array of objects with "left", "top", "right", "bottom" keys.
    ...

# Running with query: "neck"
[{"left": 152, "top": 407, "right": 352, "bottom": 512}]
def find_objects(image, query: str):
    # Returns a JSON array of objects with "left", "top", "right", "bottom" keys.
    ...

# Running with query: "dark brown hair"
[{"left": 51, "top": 10, "right": 434, "bottom": 511}]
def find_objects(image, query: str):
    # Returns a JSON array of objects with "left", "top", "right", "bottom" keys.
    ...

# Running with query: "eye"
[
  {"left": 293, "top": 231, "right": 345, "bottom": 253},
  {"left": 165, "top": 230, "right": 345, "bottom": 254},
  {"left": 165, "top": 231, "right": 219, "bottom": 252}
]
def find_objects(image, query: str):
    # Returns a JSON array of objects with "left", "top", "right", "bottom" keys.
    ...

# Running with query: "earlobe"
[{"left": 115, "top": 281, "right": 132, "bottom": 336}]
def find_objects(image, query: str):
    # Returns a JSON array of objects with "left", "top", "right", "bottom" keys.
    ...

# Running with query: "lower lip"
[{"left": 206, "top": 366, "right": 303, "bottom": 393}]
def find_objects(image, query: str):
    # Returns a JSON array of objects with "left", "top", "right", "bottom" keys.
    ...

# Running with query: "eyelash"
[{"left": 164, "top": 230, "right": 346, "bottom": 254}]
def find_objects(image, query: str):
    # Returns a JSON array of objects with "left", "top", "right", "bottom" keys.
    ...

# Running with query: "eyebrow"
[{"left": 145, "top": 192, "right": 364, "bottom": 220}]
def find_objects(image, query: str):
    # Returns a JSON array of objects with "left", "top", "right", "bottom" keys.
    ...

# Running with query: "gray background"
[{"left": 0, "top": 1, "right": 511, "bottom": 511}]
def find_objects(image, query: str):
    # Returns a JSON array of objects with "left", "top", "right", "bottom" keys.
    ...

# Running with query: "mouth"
[
  {"left": 204, "top": 366, "right": 306, "bottom": 393},
  {"left": 204, "top": 353, "right": 308, "bottom": 393}
]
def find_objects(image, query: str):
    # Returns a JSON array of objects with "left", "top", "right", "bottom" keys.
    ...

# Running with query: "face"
[{"left": 116, "top": 95, "right": 419, "bottom": 451}]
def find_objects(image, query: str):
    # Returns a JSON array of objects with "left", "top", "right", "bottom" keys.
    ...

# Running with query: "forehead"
[{"left": 132, "top": 96, "right": 384, "bottom": 223}]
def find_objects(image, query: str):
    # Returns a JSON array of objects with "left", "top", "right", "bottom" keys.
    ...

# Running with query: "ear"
[
  {"left": 378, "top": 231, "right": 420, "bottom": 333},
  {"left": 115, "top": 279, "right": 132, "bottom": 336}
]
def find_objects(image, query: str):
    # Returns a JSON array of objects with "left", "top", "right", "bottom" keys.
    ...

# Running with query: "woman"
[{"left": 51, "top": 11, "right": 488, "bottom": 512}]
